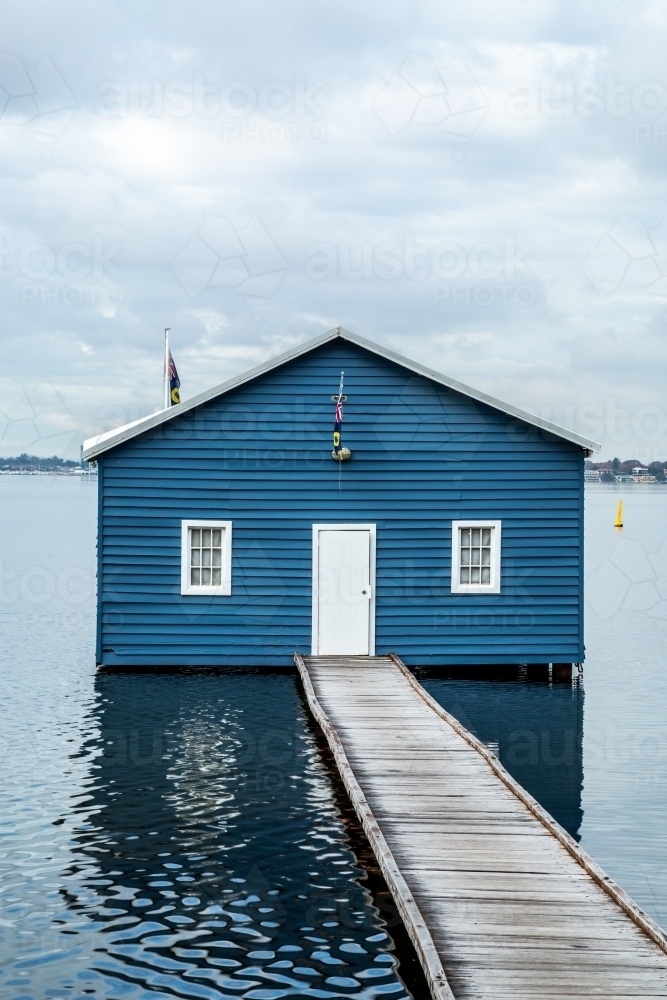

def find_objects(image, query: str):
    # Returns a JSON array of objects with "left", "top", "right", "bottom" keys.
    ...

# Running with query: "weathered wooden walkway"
[{"left": 295, "top": 652, "right": 667, "bottom": 1000}]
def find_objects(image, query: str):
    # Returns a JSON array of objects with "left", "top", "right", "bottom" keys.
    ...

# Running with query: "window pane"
[
  {"left": 481, "top": 566, "right": 490, "bottom": 584},
  {"left": 471, "top": 548, "right": 480, "bottom": 565},
  {"left": 471, "top": 528, "right": 481, "bottom": 546},
  {"left": 481, "top": 548, "right": 490, "bottom": 566},
  {"left": 471, "top": 566, "right": 480, "bottom": 584},
  {"left": 461, "top": 548, "right": 470, "bottom": 566},
  {"left": 460, "top": 567, "right": 470, "bottom": 583},
  {"left": 460, "top": 528, "right": 470, "bottom": 546},
  {"left": 186, "top": 525, "right": 229, "bottom": 590},
  {"left": 482, "top": 528, "right": 491, "bottom": 545}
]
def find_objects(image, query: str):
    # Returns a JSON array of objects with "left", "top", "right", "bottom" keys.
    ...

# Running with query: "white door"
[{"left": 313, "top": 525, "right": 375, "bottom": 655}]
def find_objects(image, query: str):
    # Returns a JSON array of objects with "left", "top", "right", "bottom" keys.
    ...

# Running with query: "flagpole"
[{"left": 164, "top": 328, "right": 170, "bottom": 409}]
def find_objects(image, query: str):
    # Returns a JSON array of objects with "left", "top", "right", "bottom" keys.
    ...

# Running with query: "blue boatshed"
[{"left": 83, "top": 327, "right": 599, "bottom": 670}]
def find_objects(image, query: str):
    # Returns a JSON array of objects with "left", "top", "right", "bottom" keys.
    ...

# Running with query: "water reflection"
[
  {"left": 5, "top": 477, "right": 667, "bottom": 994},
  {"left": 418, "top": 674, "right": 584, "bottom": 840},
  {"left": 42, "top": 672, "right": 416, "bottom": 999}
]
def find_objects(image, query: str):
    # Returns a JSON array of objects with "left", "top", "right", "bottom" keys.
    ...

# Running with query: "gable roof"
[{"left": 82, "top": 326, "right": 600, "bottom": 460}]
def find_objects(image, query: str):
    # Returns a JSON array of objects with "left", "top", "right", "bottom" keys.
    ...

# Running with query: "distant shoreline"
[
  {"left": 0, "top": 469, "right": 97, "bottom": 477},
  {"left": 1, "top": 471, "right": 663, "bottom": 483}
]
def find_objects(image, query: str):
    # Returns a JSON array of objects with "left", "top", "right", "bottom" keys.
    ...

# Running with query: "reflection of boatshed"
[{"left": 83, "top": 327, "right": 600, "bottom": 670}]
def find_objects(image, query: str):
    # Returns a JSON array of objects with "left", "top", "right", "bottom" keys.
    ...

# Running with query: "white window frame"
[
  {"left": 451, "top": 520, "right": 501, "bottom": 595},
  {"left": 181, "top": 520, "right": 232, "bottom": 596}
]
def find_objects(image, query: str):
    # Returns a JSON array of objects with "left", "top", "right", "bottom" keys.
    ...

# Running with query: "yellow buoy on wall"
[{"left": 614, "top": 499, "right": 623, "bottom": 528}]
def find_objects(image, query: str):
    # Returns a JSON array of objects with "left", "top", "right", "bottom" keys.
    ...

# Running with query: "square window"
[
  {"left": 181, "top": 521, "right": 232, "bottom": 596},
  {"left": 452, "top": 521, "right": 501, "bottom": 594}
]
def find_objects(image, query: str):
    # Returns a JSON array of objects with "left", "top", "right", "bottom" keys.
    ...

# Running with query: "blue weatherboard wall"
[{"left": 96, "top": 338, "right": 584, "bottom": 668}]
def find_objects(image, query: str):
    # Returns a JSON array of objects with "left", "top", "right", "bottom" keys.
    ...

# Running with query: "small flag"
[
  {"left": 333, "top": 373, "right": 344, "bottom": 454},
  {"left": 168, "top": 352, "right": 181, "bottom": 405}
]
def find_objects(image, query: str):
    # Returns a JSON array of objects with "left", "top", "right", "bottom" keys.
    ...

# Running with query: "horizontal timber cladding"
[{"left": 98, "top": 338, "right": 584, "bottom": 667}]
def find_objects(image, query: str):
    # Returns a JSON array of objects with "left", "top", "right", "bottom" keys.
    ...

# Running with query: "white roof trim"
[{"left": 82, "top": 327, "right": 600, "bottom": 460}]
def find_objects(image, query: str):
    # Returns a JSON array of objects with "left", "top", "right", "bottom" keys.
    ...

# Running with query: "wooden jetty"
[{"left": 295, "top": 652, "right": 667, "bottom": 999}]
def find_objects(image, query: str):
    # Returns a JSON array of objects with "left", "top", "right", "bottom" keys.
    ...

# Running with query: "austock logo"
[
  {"left": 0, "top": 377, "right": 78, "bottom": 453},
  {"left": 586, "top": 535, "right": 667, "bottom": 621},
  {"left": 0, "top": 234, "right": 123, "bottom": 309},
  {"left": 0, "top": 53, "right": 76, "bottom": 146},
  {"left": 583, "top": 214, "right": 667, "bottom": 301},
  {"left": 171, "top": 215, "right": 287, "bottom": 314},
  {"left": 372, "top": 52, "right": 487, "bottom": 156}
]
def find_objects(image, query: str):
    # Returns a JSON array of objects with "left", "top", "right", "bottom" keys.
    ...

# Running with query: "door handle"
[{"left": 361, "top": 586, "right": 372, "bottom": 598}]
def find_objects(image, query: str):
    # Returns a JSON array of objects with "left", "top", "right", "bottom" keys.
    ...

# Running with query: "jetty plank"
[{"left": 295, "top": 652, "right": 667, "bottom": 1000}]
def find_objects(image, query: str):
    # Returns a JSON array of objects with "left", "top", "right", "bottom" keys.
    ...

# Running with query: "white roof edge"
[{"left": 82, "top": 326, "right": 600, "bottom": 461}]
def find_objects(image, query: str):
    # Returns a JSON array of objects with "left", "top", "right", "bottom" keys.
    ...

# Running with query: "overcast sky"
[{"left": 2, "top": 0, "right": 667, "bottom": 460}]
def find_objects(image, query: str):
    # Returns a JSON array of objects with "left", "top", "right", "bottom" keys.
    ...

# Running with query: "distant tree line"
[
  {"left": 585, "top": 458, "right": 667, "bottom": 482},
  {"left": 0, "top": 453, "right": 80, "bottom": 471}
]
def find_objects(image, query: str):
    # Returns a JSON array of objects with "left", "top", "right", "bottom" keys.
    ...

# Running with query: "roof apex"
[{"left": 82, "top": 326, "right": 600, "bottom": 460}]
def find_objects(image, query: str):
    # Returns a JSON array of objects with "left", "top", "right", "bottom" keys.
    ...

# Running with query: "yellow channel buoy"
[{"left": 614, "top": 499, "right": 623, "bottom": 528}]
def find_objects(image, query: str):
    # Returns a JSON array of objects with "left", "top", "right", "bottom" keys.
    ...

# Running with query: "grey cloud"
[{"left": 0, "top": 0, "right": 666, "bottom": 458}]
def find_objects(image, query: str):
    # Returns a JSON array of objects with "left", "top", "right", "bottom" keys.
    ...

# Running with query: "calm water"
[
  {"left": 422, "top": 484, "right": 667, "bottom": 928},
  {"left": 1, "top": 478, "right": 667, "bottom": 998}
]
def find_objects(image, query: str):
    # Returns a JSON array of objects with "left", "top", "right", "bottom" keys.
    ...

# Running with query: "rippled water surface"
[
  {"left": 2, "top": 478, "right": 667, "bottom": 999},
  {"left": 0, "top": 479, "right": 418, "bottom": 1000}
]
